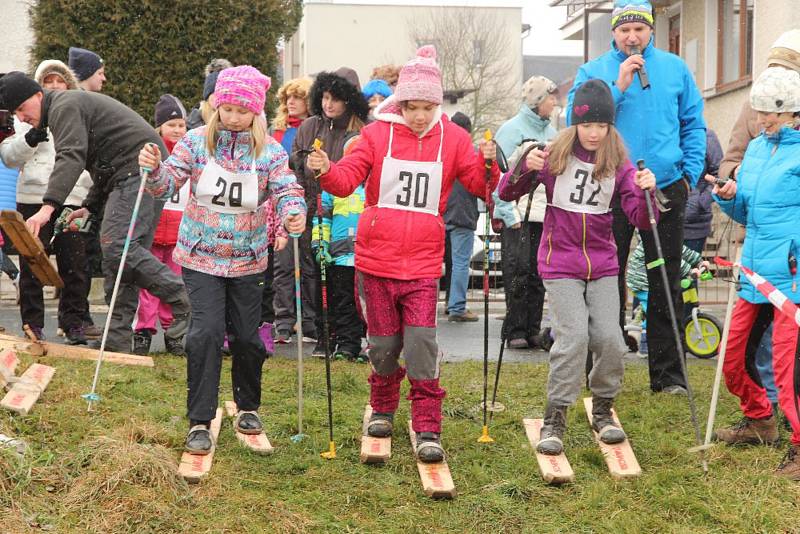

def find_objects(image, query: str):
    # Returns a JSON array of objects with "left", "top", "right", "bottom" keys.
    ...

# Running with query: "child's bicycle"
[{"left": 682, "top": 267, "right": 723, "bottom": 359}]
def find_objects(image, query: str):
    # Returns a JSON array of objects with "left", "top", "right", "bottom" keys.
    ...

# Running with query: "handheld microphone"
[{"left": 630, "top": 46, "right": 650, "bottom": 89}]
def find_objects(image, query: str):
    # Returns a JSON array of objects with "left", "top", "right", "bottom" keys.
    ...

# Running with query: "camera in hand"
[{"left": 629, "top": 46, "right": 650, "bottom": 90}]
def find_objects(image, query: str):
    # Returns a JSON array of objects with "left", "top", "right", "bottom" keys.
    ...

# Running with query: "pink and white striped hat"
[
  {"left": 214, "top": 65, "right": 271, "bottom": 114},
  {"left": 394, "top": 45, "right": 443, "bottom": 105}
]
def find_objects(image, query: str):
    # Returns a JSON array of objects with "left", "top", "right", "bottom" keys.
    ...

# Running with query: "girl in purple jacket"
[{"left": 498, "top": 79, "right": 656, "bottom": 456}]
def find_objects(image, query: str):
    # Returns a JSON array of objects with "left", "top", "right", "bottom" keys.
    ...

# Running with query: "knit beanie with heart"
[{"left": 571, "top": 79, "right": 615, "bottom": 125}]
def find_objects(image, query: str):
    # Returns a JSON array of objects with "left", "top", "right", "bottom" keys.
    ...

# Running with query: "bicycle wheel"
[{"left": 684, "top": 312, "right": 723, "bottom": 359}]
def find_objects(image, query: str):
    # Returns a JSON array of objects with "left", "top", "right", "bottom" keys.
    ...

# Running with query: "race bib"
[
  {"left": 163, "top": 181, "right": 190, "bottom": 212},
  {"left": 195, "top": 157, "right": 260, "bottom": 214},
  {"left": 377, "top": 157, "right": 443, "bottom": 216},
  {"left": 551, "top": 157, "right": 614, "bottom": 214}
]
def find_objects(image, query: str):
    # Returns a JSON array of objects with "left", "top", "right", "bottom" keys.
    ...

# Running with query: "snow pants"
[
  {"left": 135, "top": 243, "right": 180, "bottom": 333},
  {"left": 724, "top": 299, "right": 800, "bottom": 446},
  {"left": 357, "top": 271, "right": 445, "bottom": 433}
]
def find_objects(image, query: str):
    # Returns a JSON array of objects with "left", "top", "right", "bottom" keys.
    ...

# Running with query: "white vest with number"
[
  {"left": 377, "top": 122, "right": 444, "bottom": 216},
  {"left": 195, "top": 156, "right": 259, "bottom": 214},
  {"left": 163, "top": 181, "right": 190, "bottom": 212},
  {"left": 551, "top": 157, "right": 614, "bottom": 214}
]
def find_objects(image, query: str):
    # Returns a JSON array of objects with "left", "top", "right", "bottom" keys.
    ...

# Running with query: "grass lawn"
[{"left": 1, "top": 352, "right": 799, "bottom": 533}]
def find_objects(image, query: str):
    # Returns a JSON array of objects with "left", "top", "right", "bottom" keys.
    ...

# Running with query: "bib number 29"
[
  {"left": 211, "top": 177, "right": 243, "bottom": 207},
  {"left": 396, "top": 171, "right": 429, "bottom": 208}
]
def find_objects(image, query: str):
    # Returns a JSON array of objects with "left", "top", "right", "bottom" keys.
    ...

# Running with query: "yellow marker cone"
[
  {"left": 320, "top": 440, "right": 337, "bottom": 459},
  {"left": 478, "top": 425, "right": 495, "bottom": 443}
]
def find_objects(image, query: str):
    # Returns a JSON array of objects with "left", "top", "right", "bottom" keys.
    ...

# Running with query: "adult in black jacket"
[{"left": 0, "top": 72, "right": 190, "bottom": 353}]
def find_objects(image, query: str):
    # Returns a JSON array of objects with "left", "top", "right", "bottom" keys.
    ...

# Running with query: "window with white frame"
[{"left": 717, "top": 0, "right": 753, "bottom": 87}]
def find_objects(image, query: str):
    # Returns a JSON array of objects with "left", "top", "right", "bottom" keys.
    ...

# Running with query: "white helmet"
[{"left": 750, "top": 67, "right": 800, "bottom": 113}]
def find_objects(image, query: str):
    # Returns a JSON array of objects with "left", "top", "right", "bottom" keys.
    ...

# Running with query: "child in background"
[
  {"left": 362, "top": 78, "right": 392, "bottom": 119},
  {"left": 498, "top": 79, "right": 656, "bottom": 456},
  {"left": 311, "top": 135, "right": 367, "bottom": 362},
  {"left": 134, "top": 94, "right": 189, "bottom": 356},
  {"left": 711, "top": 67, "right": 800, "bottom": 480},
  {"left": 139, "top": 66, "right": 306, "bottom": 454},
  {"left": 270, "top": 77, "right": 312, "bottom": 154}
]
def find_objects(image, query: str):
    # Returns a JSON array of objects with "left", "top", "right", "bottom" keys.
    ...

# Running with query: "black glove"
[{"left": 24, "top": 127, "right": 48, "bottom": 147}]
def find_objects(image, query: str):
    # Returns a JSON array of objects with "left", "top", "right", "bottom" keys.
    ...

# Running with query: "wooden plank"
[
  {"left": 1, "top": 363, "right": 55, "bottom": 415},
  {"left": 178, "top": 408, "right": 223, "bottom": 484},
  {"left": 408, "top": 420, "right": 456, "bottom": 499},
  {"left": 0, "top": 210, "right": 63, "bottom": 287},
  {"left": 0, "top": 349, "right": 19, "bottom": 390},
  {"left": 0, "top": 334, "right": 153, "bottom": 367},
  {"left": 0, "top": 339, "right": 45, "bottom": 357},
  {"left": 223, "top": 401, "right": 273, "bottom": 455},
  {"left": 360, "top": 404, "right": 391, "bottom": 464},
  {"left": 583, "top": 398, "right": 641, "bottom": 480},
  {"left": 522, "top": 418, "right": 575, "bottom": 485}
]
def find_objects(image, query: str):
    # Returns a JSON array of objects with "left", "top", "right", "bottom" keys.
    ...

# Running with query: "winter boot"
[
  {"left": 83, "top": 322, "right": 102, "bottom": 340},
  {"left": 775, "top": 445, "right": 800, "bottom": 481},
  {"left": 537, "top": 403, "right": 568, "bottom": 455},
  {"left": 258, "top": 323, "right": 275, "bottom": 354},
  {"left": 367, "top": 412, "right": 395, "bottom": 438},
  {"left": 715, "top": 415, "right": 779, "bottom": 446},
  {"left": 415, "top": 432, "right": 445, "bottom": 463},
  {"left": 132, "top": 330, "right": 152, "bottom": 356},
  {"left": 164, "top": 335, "right": 186, "bottom": 357},
  {"left": 275, "top": 329, "right": 292, "bottom": 344},
  {"left": 65, "top": 326, "right": 87, "bottom": 346},
  {"left": 185, "top": 423, "right": 213, "bottom": 455},
  {"left": 235, "top": 411, "right": 263, "bottom": 435},
  {"left": 591, "top": 396, "right": 626, "bottom": 444}
]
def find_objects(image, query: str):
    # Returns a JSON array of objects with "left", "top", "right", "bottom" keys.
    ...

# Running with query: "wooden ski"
[
  {"left": 408, "top": 420, "right": 456, "bottom": 499},
  {"left": 1, "top": 363, "right": 55, "bottom": 415},
  {"left": 223, "top": 401, "right": 273, "bottom": 455},
  {"left": 0, "top": 210, "right": 63, "bottom": 287},
  {"left": 522, "top": 418, "right": 575, "bottom": 484},
  {"left": 360, "top": 404, "right": 391, "bottom": 464},
  {"left": 178, "top": 408, "right": 223, "bottom": 483},
  {"left": 0, "top": 333, "right": 154, "bottom": 367},
  {"left": 583, "top": 397, "right": 641, "bottom": 480},
  {"left": 0, "top": 349, "right": 19, "bottom": 390}
]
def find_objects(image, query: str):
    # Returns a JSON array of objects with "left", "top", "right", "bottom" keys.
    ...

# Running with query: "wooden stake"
[
  {"left": 408, "top": 420, "right": 456, "bottom": 499},
  {"left": 1, "top": 363, "right": 55, "bottom": 415},
  {"left": 522, "top": 418, "right": 575, "bottom": 485},
  {"left": 360, "top": 405, "right": 391, "bottom": 464},
  {"left": 223, "top": 401, "right": 273, "bottom": 455},
  {"left": 178, "top": 408, "right": 223, "bottom": 484},
  {"left": 583, "top": 398, "right": 641, "bottom": 480}
]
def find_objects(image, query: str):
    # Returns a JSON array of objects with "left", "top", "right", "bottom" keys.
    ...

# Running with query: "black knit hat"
[
  {"left": 68, "top": 47, "right": 103, "bottom": 81},
  {"left": 0, "top": 72, "right": 43, "bottom": 111},
  {"left": 310, "top": 67, "right": 370, "bottom": 122},
  {"left": 154, "top": 94, "right": 187, "bottom": 128},
  {"left": 203, "top": 70, "right": 221, "bottom": 100},
  {"left": 571, "top": 79, "right": 615, "bottom": 125},
  {"left": 451, "top": 111, "right": 472, "bottom": 133}
]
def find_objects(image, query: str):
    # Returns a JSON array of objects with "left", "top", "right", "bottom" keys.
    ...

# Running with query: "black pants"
[
  {"left": 17, "top": 203, "right": 89, "bottom": 331},
  {"left": 183, "top": 268, "right": 267, "bottom": 423},
  {"left": 260, "top": 247, "right": 275, "bottom": 324},
  {"left": 273, "top": 227, "right": 318, "bottom": 337},
  {"left": 329, "top": 264, "right": 365, "bottom": 354},
  {"left": 613, "top": 179, "right": 689, "bottom": 391},
  {"left": 500, "top": 222, "right": 545, "bottom": 341}
]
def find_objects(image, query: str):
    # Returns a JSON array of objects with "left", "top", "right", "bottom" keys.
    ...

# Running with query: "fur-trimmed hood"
[
  {"left": 309, "top": 67, "right": 369, "bottom": 122},
  {"left": 34, "top": 60, "right": 79, "bottom": 90}
]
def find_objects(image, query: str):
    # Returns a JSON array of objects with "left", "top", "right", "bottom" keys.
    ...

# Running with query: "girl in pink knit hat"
[
  {"left": 139, "top": 65, "right": 307, "bottom": 455},
  {"left": 307, "top": 46, "right": 499, "bottom": 463}
]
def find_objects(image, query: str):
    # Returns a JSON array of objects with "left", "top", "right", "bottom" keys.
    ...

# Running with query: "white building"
[{"left": 2, "top": 0, "right": 33, "bottom": 74}]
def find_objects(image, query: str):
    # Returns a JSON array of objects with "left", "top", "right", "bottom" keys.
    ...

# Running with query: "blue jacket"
[
  {"left": 684, "top": 130, "right": 723, "bottom": 240},
  {"left": 492, "top": 105, "right": 557, "bottom": 226},
  {"left": 312, "top": 185, "right": 365, "bottom": 267},
  {"left": 567, "top": 37, "right": 706, "bottom": 188},
  {"left": 0, "top": 161, "right": 18, "bottom": 211},
  {"left": 715, "top": 127, "right": 800, "bottom": 304}
]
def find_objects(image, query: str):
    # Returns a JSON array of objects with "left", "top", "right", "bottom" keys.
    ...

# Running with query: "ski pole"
[
  {"left": 312, "top": 138, "right": 336, "bottom": 460},
  {"left": 695, "top": 246, "right": 741, "bottom": 460},
  {"left": 288, "top": 208, "right": 306, "bottom": 443},
  {"left": 479, "top": 130, "right": 495, "bottom": 444},
  {"left": 83, "top": 143, "right": 157, "bottom": 411},
  {"left": 637, "top": 159, "right": 707, "bottom": 471},
  {"left": 488, "top": 319, "right": 508, "bottom": 426}
]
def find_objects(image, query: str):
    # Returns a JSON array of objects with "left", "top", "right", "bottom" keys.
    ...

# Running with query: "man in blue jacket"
[{"left": 567, "top": 0, "right": 706, "bottom": 394}]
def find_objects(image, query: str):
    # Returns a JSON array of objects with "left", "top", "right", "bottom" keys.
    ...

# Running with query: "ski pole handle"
[
  {"left": 312, "top": 139, "right": 324, "bottom": 179},
  {"left": 483, "top": 130, "right": 493, "bottom": 169},
  {"left": 140, "top": 142, "right": 158, "bottom": 175},
  {"left": 287, "top": 208, "right": 302, "bottom": 238}
]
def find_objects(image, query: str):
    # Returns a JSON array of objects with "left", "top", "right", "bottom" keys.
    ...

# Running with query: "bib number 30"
[
  {"left": 396, "top": 171, "right": 430, "bottom": 208},
  {"left": 211, "top": 176, "right": 243, "bottom": 208}
]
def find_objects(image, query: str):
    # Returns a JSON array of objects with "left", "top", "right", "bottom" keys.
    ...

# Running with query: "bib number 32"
[
  {"left": 569, "top": 169, "right": 600, "bottom": 207},
  {"left": 211, "top": 176, "right": 243, "bottom": 208},
  {"left": 396, "top": 171, "right": 430, "bottom": 208}
]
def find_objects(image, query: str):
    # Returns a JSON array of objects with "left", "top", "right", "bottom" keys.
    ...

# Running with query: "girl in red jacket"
[
  {"left": 307, "top": 46, "right": 499, "bottom": 462},
  {"left": 134, "top": 95, "right": 188, "bottom": 356}
]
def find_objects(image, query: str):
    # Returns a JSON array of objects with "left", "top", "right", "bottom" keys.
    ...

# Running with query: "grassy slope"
[{"left": 1, "top": 353, "right": 799, "bottom": 533}]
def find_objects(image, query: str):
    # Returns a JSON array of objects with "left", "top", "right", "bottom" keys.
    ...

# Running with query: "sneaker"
[
  {"left": 591, "top": 396, "right": 626, "bottom": 444},
  {"left": 537, "top": 403, "right": 567, "bottom": 455},
  {"left": 775, "top": 445, "right": 800, "bottom": 481},
  {"left": 448, "top": 310, "right": 479, "bottom": 322},
  {"left": 164, "top": 335, "right": 186, "bottom": 357},
  {"left": 333, "top": 350, "right": 353, "bottom": 361},
  {"left": 185, "top": 424, "right": 213, "bottom": 455},
  {"left": 275, "top": 329, "right": 292, "bottom": 344},
  {"left": 132, "top": 330, "right": 152, "bottom": 356},
  {"left": 65, "top": 326, "right": 87, "bottom": 346},
  {"left": 715, "top": 415, "right": 779, "bottom": 445},
  {"left": 83, "top": 323, "right": 102, "bottom": 339},
  {"left": 367, "top": 412, "right": 394, "bottom": 437},
  {"left": 507, "top": 338, "right": 528, "bottom": 350},
  {"left": 258, "top": 323, "right": 275, "bottom": 354},
  {"left": 531, "top": 327, "right": 554, "bottom": 352},
  {"left": 663, "top": 385, "right": 688, "bottom": 396},
  {"left": 235, "top": 411, "right": 263, "bottom": 435},
  {"left": 415, "top": 431, "right": 445, "bottom": 463}
]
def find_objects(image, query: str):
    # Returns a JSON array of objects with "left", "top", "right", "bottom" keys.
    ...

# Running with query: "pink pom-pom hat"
[
  {"left": 214, "top": 65, "right": 271, "bottom": 115},
  {"left": 394, "top": 45, "right": 443, "bottom": 105}
]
